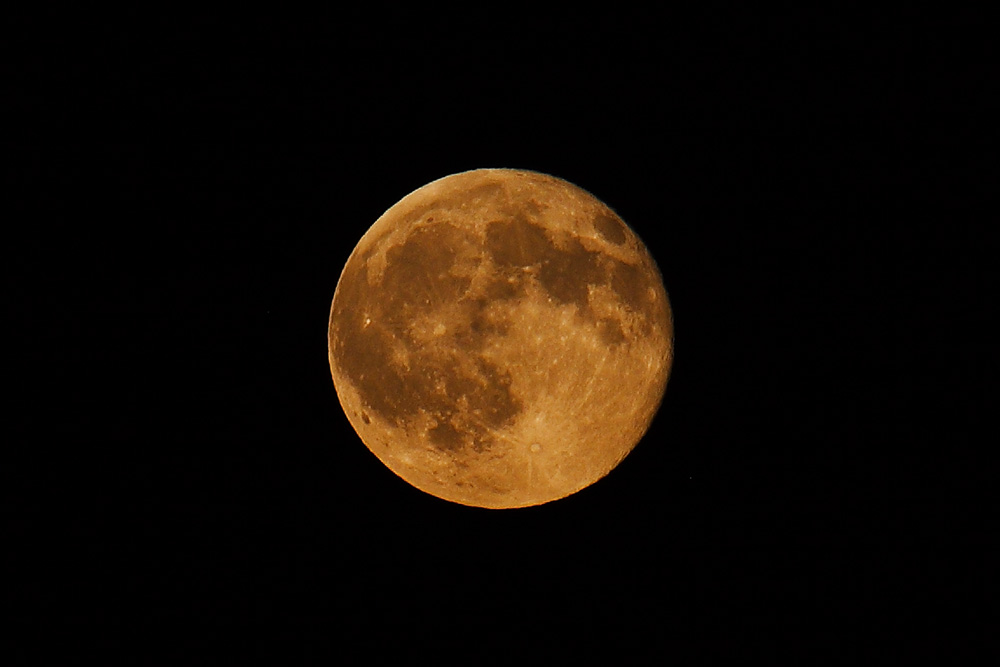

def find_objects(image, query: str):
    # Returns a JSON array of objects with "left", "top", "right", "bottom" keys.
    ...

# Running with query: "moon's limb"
[{"left": 329, "top": 169, "right": 673, "bottom": 508}]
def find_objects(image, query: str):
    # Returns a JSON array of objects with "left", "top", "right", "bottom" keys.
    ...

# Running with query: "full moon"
[{"left": 328, "top": 169, "right": 673, "bottom": 508}]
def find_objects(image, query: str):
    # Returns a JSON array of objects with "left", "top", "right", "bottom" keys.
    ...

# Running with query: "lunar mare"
[{"left": 328, "top": 169, "right": 673, "bottom": 508}]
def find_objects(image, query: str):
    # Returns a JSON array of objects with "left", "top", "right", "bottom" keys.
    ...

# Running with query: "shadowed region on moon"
[
  {"left": 593, "top": 207, "right": 628, "bottom": 245},
  {"left": 331, "top": 222, "right": 523, "bottom": 453},
  {"left": 329, "top": 168, "right": 673, "bottom": 508},
  {"left": 485, "top": 218, "right": 606, "bottom": 318}
]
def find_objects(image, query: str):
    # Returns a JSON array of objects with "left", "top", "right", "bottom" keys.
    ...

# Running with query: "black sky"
[{"left": 7, "top": 7, "right": 992, "bottom": 660}]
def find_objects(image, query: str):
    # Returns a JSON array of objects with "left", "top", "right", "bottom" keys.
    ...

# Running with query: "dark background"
[{"left": 7, "top": 7, "right": 993, "bottom": 660}]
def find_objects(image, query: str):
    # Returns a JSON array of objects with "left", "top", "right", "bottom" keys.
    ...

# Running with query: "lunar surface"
[{"left": 328, "top": 169, "right": 673, "bottom": 508}]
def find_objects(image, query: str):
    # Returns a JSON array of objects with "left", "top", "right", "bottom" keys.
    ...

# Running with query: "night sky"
[{"left": 8, "top": 8, "right": 991, "bottom": 660}]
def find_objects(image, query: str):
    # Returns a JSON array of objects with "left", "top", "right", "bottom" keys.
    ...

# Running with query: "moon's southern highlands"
[{"left": 328, "top": 169, "right": 673, "bottom": 508}]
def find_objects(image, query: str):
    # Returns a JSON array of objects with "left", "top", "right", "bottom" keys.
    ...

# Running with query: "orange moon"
[{"left": 328, "top": 169, "right": 673, "bottom": 508}]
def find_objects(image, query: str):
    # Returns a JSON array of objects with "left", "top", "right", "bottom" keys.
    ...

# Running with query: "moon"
[{"left": 328, "top": 169, "right": 673, "bottom": 508}]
